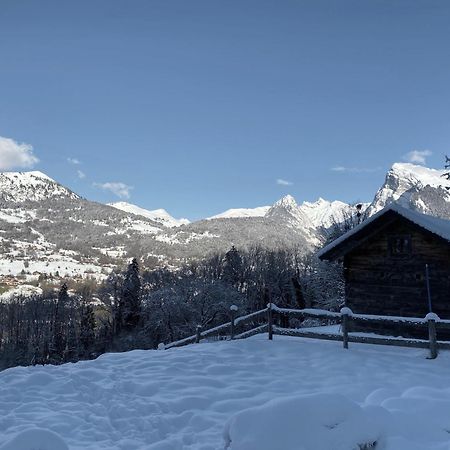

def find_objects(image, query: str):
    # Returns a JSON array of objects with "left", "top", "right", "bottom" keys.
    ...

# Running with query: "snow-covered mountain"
[
  {"left": 366, "top": 162, "right": 450, "bottom": 217},
  {"left": 2, "top": 162, "right": 450, "bottom": 287},
  {"left": 208, "top": 195, "right": 355, "bottom": 231},
  {"left": 0, "top": 171, "right": 79, "bottom": 202},
  {"left": 207, "top": 206, "right": 270, "bottom": 220},
  {"left": 108, "top": 202, "right": 190, "bottom": 228},
  {"left": 299, "top": 198, "right": 362, "bottom": 229},
  {"left": 204, "top": 195, "right": 356, "bottom": 247},
  {"left": 0, "top": 172, "right": 324, "bottom": 283},
  {"left": 0, "top": 171, "right": 167, "bottom": 281}
]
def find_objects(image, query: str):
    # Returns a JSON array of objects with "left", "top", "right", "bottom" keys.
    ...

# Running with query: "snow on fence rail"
[
  {"left": 163, "top": 303, "right": 448, "bottom": 359},
  {"left": 164, "top": 306, "right": 268, "bottom": 350}
]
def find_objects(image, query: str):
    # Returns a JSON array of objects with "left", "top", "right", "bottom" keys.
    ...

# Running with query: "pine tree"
[
  {"left": 52, "top": 283, "right": 69, "bottom": 361},
  {"left": 64, "top": 316, "right": 78, "bottom": 362},
  {"left": 79, "top": 301, "right": 96, "bottom": 357},
  {"left": 121, "top": 258, "right": 141, "bottom": 330},
  {"left": 222, "top": 246, "right": 243, "bottom": 286}
]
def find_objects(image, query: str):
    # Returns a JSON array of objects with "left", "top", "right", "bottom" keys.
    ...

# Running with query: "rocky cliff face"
[{"left": 366, "top": 163, "right": 450, "bottom": 217}]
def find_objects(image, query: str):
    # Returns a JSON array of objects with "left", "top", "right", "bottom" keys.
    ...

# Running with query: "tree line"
[{"left": 0, "top": 246, "right": 343, "bottom": 370}]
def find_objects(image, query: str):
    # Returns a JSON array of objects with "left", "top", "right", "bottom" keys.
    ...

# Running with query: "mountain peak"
[
  {"left": 24, "top": 170, "right": 54, "bottom": 181},
  {"left": 299, "top": 198, "right": 357, "bottom": 228},
  {"left": 1, "top": 170, "right": 54, "bottom": 182},
  {"left": 0, "top": 170, "right": 78, "bottom": 202},
  {"left": 390, "top": 162, "right": 449, "bottom": 185},
  {"left": 207, "top": 206, "right": 270, "bottom": 220},
  {"left": 273, "top": 194, "right": 298, "bottom": 209},
  {"left": 301, "top": 197, "right": 329, "bottom": 207},
  {"left": 108, "top": 202, "right": 190, "bottom": 227},
  {"left": 366, "top": 162, "right": 450, "bottom": 216}
]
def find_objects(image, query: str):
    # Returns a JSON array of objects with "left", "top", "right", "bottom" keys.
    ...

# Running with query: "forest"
[{"left": 0, "top": 245, "right": 343, "bottom": 370}]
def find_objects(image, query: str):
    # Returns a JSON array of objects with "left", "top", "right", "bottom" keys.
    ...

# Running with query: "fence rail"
[
  {"left": 162, "top": 303, "right": 447, "bottom": 359},
  {"left": 164, "top": 307, "right": 268, "bottom": 350}
]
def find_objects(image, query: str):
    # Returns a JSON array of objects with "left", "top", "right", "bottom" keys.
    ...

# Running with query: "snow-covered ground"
[
  {"left": 0, "top": 284, "right": 43, "bottom": 301},
  {"left": 0, "top": 335, "right": 449, "bottom": 450}
]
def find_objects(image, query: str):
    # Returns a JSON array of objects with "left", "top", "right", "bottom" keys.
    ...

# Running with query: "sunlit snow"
[{"left": 0, "top": 335, "right": 449, "bottom": 449}]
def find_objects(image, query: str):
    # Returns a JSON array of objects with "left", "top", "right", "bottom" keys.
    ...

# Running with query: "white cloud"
[
  {"left": 331, "top": 166, "right": 381, "bottom": 173},
  {"left": 403, "top": 150, "right": 432, "bottom": 165},
  {"left": 77, "top": 170, "right": 86, "bottom": 179},
  {"left": 0, "top": 136, "right": 39, "bottom": 170},
  {"left": 276, "top": 178, "right": 293, "bottom": 186},
  {"left": 67, "top": 157, "right": 81, "bottom": 165},
  {"left": 94, "top": 181, "right": 133, "bottom": 199}
]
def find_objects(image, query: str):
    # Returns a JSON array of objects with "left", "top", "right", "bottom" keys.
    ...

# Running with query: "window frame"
[{"left": 388, "top": 234, "right": 412, "bottom": 258}]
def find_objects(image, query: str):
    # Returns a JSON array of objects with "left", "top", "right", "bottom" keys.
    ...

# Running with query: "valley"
[{"left": 0, "top": 163, "right": 449, "bottom": 297}]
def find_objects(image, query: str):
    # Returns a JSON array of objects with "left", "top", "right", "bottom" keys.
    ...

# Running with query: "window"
[{"left": 388, "top": 235, "right": 412, "bottom": 256}]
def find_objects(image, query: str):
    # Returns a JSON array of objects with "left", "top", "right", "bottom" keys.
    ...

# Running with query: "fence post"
[
  {"left": 267, "top": 303, "right": 274, "bottom": 340},
  {"left": 340, "top": 307, "right": 352, "bottom": 349},
  {"left": 230, "top": 305, "right": 238, "bottom": 340},
  {"left": 195, "top": 325, "right": 202, "bottom": 344},
  {"left": 425, "top": 312, "right": 439, "bottom": 359}
]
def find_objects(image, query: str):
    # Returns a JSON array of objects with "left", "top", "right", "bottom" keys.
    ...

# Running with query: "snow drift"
[{"left": 1, "top": 335, "right": 450, "bottom": 449}]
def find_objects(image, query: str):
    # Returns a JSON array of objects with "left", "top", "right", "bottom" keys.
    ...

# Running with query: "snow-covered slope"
[
  {"left": 208, "top": 206, "right": 270, "bottom": 220},
  {"left": 108, "top": 201, "right": 189, "bottom": 227},
  {"left": 0, "top": 171, "right": 79, "bottom": 202},
  {"left": 0, "top": 172, "right": 168, "bottom": 281},
  {"left": 7, "top": 163, "right": 450, "bottom": 281},
  {"left": 0, "top": 174, "right": 324, "bottom": 282},
  {"left": 299, "top": 197, "right": 365, "bottom": 229},
  {"left": 265, "top": 195, "right": 322, "bottom": 245},
  {"left": 267, "top": 195, "right": 310, "bottom": 224},
  {"left": 366, "top": 162, "right": 450, "bottom": 216},
  {"left": 209, "top": 196, "right": 357, "bottom": 231},
  {"left": 1, "top": 335, "right": 450, "bottom": 449}
]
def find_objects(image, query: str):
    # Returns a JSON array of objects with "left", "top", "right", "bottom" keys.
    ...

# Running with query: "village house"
[{"left": 318, "top": 204, "right": 450, "bottom": 326}]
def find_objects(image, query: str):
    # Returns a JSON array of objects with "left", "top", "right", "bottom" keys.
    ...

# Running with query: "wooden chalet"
[{"left": 318, "top": 204, "right": 450, "bottom": 326}]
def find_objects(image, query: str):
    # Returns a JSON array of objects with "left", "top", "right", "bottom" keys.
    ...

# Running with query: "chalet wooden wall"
[{"left": 344, "top": 216, "right": 450, "bottom": 320}]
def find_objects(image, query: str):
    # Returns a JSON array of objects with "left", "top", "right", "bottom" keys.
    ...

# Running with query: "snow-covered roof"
[{"left": 317, "top": 203, "right": 450, "bottom": 259}]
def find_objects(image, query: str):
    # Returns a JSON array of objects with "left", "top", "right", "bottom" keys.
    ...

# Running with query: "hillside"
[
  {"left": 0, "top": 162, "right": 449, "bottom": 292},
  {"left": 0, "top": 172, "right": 167, "bottom": 283},
  {"left": 0, "top": 335, "right": 449, "bottom": 449},
  {"left": 0, "top": 173, "right": 344, "bottom": 286}
]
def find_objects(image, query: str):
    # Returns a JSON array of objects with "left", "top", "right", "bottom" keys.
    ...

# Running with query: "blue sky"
[{"left": 1, "top": 1, "right": 450, "bottom": 220}]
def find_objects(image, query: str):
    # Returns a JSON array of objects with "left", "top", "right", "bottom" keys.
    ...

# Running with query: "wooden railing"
[
  {"left": 161, "top": 303, "right": 450, "bottom": 359},
  {"left": 163, "top": 306, "right": 268, "bottom": 350}
]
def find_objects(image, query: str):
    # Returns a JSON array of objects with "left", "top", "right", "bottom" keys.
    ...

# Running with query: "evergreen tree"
[
  {"left": 58, "top": 282, "right": 69, "bottom": 303},
  {"left": 222, "top": 246, "right": 243, "bottom": 286},
  {"left": 79, "top": 301, "right": 96, "bottom": 357},
  {"left": 52, "top": 283, "right": 69, "bottom": 361},
  {"left": 64, "top": 317, "right": 78, "bottom": 362},
  {"left": 121, "top": 258, "right": 141, "bottom": 330}
]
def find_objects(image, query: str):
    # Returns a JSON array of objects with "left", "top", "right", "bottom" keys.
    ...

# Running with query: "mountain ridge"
[
  {"left": 0, "top": 162, "right": 448, "bottom": 290},
  {"left": 108, "top": 201, "right": 190, "bottom": 228}
]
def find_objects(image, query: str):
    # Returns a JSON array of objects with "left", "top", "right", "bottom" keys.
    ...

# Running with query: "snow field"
[{"left": 0, "top": 335, "right": 450, "bottom": 449}]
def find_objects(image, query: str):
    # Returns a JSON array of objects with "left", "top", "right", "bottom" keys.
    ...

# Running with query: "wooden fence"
[{"left": 162, "top": 304, "right": 450, "bottom": 359}]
